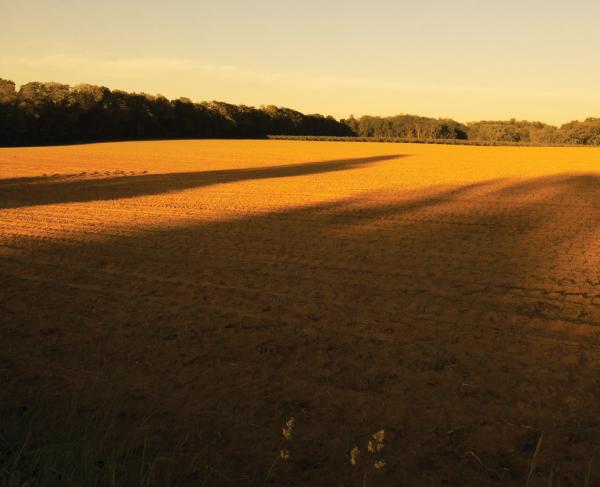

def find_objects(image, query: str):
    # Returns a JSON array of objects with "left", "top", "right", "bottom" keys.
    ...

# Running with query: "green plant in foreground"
[
  {"left": 263, "top": 416, "right": 295, "bottom": 486},
  {"left": 349, "top": 429, "right": 387, "bottom": 486}
]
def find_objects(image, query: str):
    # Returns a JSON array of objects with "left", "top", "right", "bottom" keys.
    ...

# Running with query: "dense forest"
[
  {"left": 0, "top": 79, "right": 352, "bottom": 145},
  {"left": 2, "top": 78, "right": 600, "bottom": 146}
]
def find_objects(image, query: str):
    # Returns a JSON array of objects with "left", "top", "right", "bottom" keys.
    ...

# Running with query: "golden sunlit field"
[{"left": 2, "top": 140, "right": 600, "bottom": 486}]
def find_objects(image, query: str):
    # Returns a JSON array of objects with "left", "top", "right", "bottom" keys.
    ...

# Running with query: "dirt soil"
[{"left": 2, "top": 140, "right": 600, "bottom": 486}]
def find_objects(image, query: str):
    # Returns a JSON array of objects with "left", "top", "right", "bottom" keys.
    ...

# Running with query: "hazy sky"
[{"left": 3, "top": 0, "right": 600, "bottom": 124}]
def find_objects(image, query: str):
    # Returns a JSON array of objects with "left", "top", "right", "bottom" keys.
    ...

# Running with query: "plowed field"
[{"left": 2, "top": 140, "right": 600, "bottom": 486}]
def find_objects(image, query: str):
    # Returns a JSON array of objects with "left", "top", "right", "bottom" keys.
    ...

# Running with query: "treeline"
[
  {"left": 343, "top": 115, "right": 600, "bottom": 145},
  {"left": 343, "top": 115, "right": 468, "bottom": 140},
  {"left": 0, "top": 79, "right": 352, "bottom": 146},
  {"left": 2, "top": 78, "right": 600, "bottom": 146}
]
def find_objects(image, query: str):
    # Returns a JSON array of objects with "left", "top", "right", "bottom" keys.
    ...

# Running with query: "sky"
[{"left": 2, "top": 0, "right": 600, "bottom": 124}]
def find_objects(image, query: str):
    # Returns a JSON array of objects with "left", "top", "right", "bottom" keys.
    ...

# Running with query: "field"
[{"left": 2, "top": 140, "right": 600, "bottom": 486}]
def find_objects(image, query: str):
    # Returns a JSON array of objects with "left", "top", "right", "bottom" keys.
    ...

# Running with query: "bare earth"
[{"left": 2, "top": 140, "right": 600, "bottom": 486}]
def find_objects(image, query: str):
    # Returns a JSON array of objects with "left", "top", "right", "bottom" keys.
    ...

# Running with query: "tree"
[{"left": 0, "top": 79, "right": 17, "bottom": 144}]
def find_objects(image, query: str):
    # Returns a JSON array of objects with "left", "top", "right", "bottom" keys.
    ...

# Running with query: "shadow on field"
[
  {"left": 2, "top": 170, "right": 600, "bottom": 486},
  {"left": 0, "top": 154, "right": 403, "bottom": 209}
]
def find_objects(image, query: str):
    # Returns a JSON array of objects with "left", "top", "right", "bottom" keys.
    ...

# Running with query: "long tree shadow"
[
  {"left": 2, "top": 173, "right": 600, "bottom": 486},
  {"left": 0, "top": 154, "right": 404, "bottom": 209}
]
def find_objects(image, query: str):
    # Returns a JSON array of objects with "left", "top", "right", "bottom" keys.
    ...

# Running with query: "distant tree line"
[
  {"left": 342, "top": 115, "right": 468, "bottom": 140},
  {"left": 0, "top": 79, "right": 352, "bottom": 146},
  {"left": 343, "top": 115, "right": 600, "bottom": 145},
  {"left": 2, "top": 78, "right": 600, "bottom": 146}
]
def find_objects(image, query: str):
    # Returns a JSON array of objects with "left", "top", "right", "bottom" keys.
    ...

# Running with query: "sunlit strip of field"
[{"left": 1, "top": 140, "right": 600, "bottom": 235}]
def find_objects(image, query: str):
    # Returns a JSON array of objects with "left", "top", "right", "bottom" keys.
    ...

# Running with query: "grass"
[
  {"left": 1, "top": 398, "right": 298, "bottom": 487},
  {"left": 0, "top": 399, "right": 170, "bottom": 487},
  {"left": 1, "top": 404, "right": 596, "bottom": 486}
]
